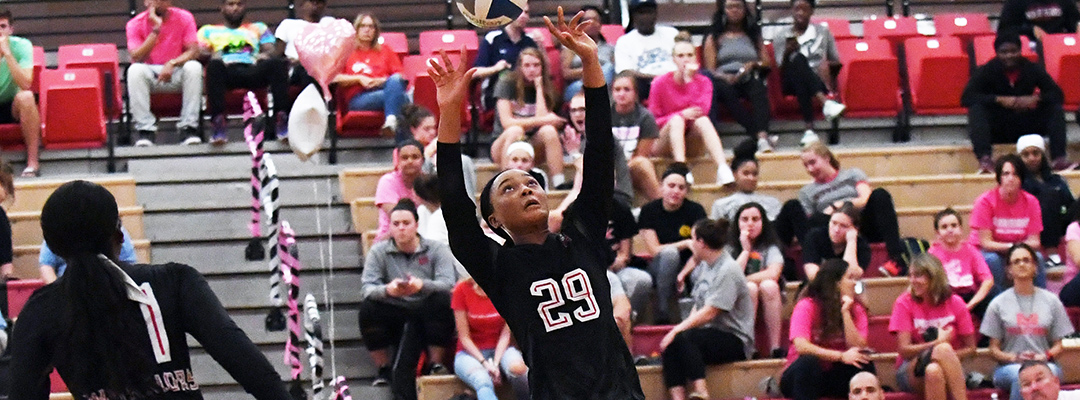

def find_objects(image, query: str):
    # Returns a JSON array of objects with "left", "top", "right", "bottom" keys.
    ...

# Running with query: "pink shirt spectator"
[
  {"left": 647, "top": 72, "right": 713, "bottom": 127},
  {"left": 928, "top": 242, "right": 994, "bottom": 294},
  {"left": 1063, "top": 222, "right": 1080, "bottom": 284},
  {"left": 126, "top": 7, "right": 197, "bottom": 65},
  {"left": 967, "top": 188, "right": 1043, "bottom": 247},
  {"left": 888, "top": 292, "right": 975, "bottom": 367},
  {"left": 375, "top": 170, "right": 418, "bottom": 240},
  {"left": 785, "top": 297, "right": 868, "bottom": 369}
]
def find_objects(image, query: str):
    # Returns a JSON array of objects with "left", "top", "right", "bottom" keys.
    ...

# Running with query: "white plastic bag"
[{"left": 288, "top": 84, "right": 328, "bottom": 162}]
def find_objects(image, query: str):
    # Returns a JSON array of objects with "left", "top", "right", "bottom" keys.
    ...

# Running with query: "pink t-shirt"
[
  {"left": 785, "top": 297, "right": 869, "bottom": 369},
  {"left": 374, "top": 170, "right": 418, "bottom": 240},
  {"left": 967, "top": 188, "right": 1042, "bottom": 247},
  {"left": 647, "top": 72, "right": 713, "bottom": 127},
  {"left": 927, "top": 242, "right": 993, "bottom": 294},
  {"left": 126, "top": 7, "right": 198, "bottom": 65},
  {"left": 1064, "top": 222, "right": 1080, "bottom": 284},
  {"left": 888, "top": 292, "right": 975, "bottom": 367}
]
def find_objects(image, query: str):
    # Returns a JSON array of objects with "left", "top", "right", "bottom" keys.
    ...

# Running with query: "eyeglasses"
[
  {"left": 1010, "top": 257, "right": 1034, "bottom": 265},
  {"left": 569, "top": 107, "right": 586, "bottom": 113}
]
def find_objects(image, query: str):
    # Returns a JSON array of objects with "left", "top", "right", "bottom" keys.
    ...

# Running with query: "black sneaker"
[
  {"left": 770, "top": 348, "right": 787, "bottom": 359},
  {"left": 372, "top": 365, "right": 391, "bottom": 387},
  {"left": 179, "top": 126, "right": 201, "bottom": 145},
  {"left": 134, "top": 130, "right": 155, "bottom": 147}
]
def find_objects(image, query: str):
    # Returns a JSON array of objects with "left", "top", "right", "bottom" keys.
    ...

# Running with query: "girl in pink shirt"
[
  {"left": 648, "top": 35, "right": 734, "bottom": 185},
  {"left": 888, "top": 254, "right": 976, "bottom": 400},
  {"left": 375, "top": 141, "right": 423, "bottom": 239},
  {"left": 969, "top": 155, "right": 1047, "bottom": 291},
  {"left": 780, "top": 258, "right": 873, "bottom": 400},
  {"left": 927, "top": 208, "right": 995, "bottom": 320}
]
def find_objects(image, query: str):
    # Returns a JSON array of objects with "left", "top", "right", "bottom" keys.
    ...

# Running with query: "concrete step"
[
  {"left": 189, "top": 343, "right": 373, "bottom": 386},
  {"left": 142, "top": 206, "right": 354, "bottom": 243},
  {"left": 204, "top": 271, "right": 361, "bottom": 311},
  {"left": 199, "top": 379, "right": 390, "bottom": 400},
  {"left": 137, "top": 177, "right": 346, "bottom": 212},
  {"left": 185, "top": 308, "right": 361, "bottom": 348},
  {"left": 151, "top": 237, "right": 363, "bottom": 274}
]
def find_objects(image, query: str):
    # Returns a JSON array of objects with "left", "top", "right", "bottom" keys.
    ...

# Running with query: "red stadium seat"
[
  {"left": 39, "top": 68, "right": 106, "bottom": 149},
  {"left": 867, "top": 315, "right": 896, "bottom": 352},
  {"left": 5, "top": 279, "right": 44, "bottom": 318},
  {"left": 862, "top": 16, "right": 920, "bottom": 48},
  {"left": 601, "top": 24, "right": 625, "bottom": 44},
  {"left": 972, "top": 34, "right": 1037, "bottom": 66},
  {"left": 57, "top": 43, "right": 122, "bottom": 120},
  {"left": 631, "top": 325, "right": 672, "bottom": 357},
  {"left": 419, "top": 30, "right": 479, "bottom": 66},
  {"left": 904, "top": 36, "right": 969, "bottom": 114},
  {"left": 379, "top": 32, "right": 409, "bottom": 58},
  {"left": 149, "top": 93, "right": 184, "bottom": 118},
  {"left": 763, "top": 42, "right": 833, "bottom": 121},
  {"left": 812, "top": 17, "right": 857, "bottom": 41},
  {"left": 0, "top": 124, "right": 23, "bottom": 149},
  {"left": 334, "top": 85, "right": 384, "bottom": 138},
  {"left": 31, "top": 46, "right": 43, "bottom": 94},
  {"left": 525, "top": 27, "right": 554, "bottom": 49},
  {"left": 836, "top": 39, "right": 901, "bottom": 117},
  {"left": 404, "top": 53, "right": 470, "bottom": 131},
  {"left": 932, "top": 13, "right": 993, "bottom": 44},
  {"left": 1040, "top": 33, "right": 1080, "bottom": 110}
]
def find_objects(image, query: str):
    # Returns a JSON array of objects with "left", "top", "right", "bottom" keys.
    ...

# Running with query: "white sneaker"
[
  {"left": 716, "top": 163, "right": 735, "bottom": 185},
  {"left": 134, "top": 138, "right": 154, "bottom": 147},
  {"left": 381, "top": 114, "right": 398, "bottom": 136},
  {"left": 822, "top": 100, "right": 847, "bottom": 121},
  {"left": 757, "top": 136, "right": 776, "bottom": 153},
  {"left": 800, "top": 129, "right": 820, "bottom": 146},
  {"left": 182, "top": 136, "right": 202, "bottom": 145}
]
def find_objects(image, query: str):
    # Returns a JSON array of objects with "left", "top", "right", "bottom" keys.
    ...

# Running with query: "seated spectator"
[
  {"left": 961, "top": 31, "right": 1071, "bottom": 173},
  {"left": 400, "top": 104, "right": 478, "bottom": 199},
  {"left": 561, "top": 5, "right": 615, "bottom": 102},
  {"left": 125, "top": 0, "right": 202, "bottom": 147},
  {"left": 970, "top": 154, "right": 1048, "bottom": 292},
  {"left": 778, "top": 142, "right": 905, "bottom": 278},
  {"left": 0, "top": 163, "right": 12, "bottom": 278},
  {"left": 980, "top": 243, "right": 1073, "bottom": 400},
  {"left": 999, "top": 0, "right": 1079, "bottom": 42},
  {"left": 274, "top": 0, "right": 332, "bottom": 91},
  {"left": 1060, "top": 212, "right": 1080, "bottom": 307},
  {"left": 413, "top": 173, "right": 447, "bottom": 246},
  {"left": 710, "top": 139, "right": 782, "bottom": 221},
  {"left": 334, "top": 13, "right": 406, "bottom": 136},
  {"left": 609, "top": 269, "right": 636, "bottom": 349},
  {"left": 802, "top": 201, "right": 870, "bottom": 280},
  {"left": 727, "top": 202, "right": 784, "bottom": 358},
  {"left": 473, "top": 5, "right": 537, "bottom": 108},
  {"left": 639, "top": 167, "right": 707, "bottom": 323},
  {"left": 489, "top": 47, "right": 566, "bottom": 187},
  {"left": 614, "top": 0, "right": 678, "bottom": 100},
  {"left": 648, "top": 34, "right": 735, "bottom": 185},
  {"left": 610, "top": 71, "right": 662, "bottom": 201},
  {"left": 451, "top": 275, "right": 529, "bottom": 400},
  {"left": 849, "top": 372, "right": 885, "bottom": 400},
  {"left": 0, "top": 10, "right": 39, "bottom": 176},
  {"left": 375, "top": 140, "right": 424, "bottom": 240},
  {"left": 702, "top": 0, "right": 773, "bottom": 151},
  {"left": 928, "top": 208, "right": 996, "bottom": 320},
  {"left": 770, "top": 0, "right": 846, "bottom": 144},
  {"left": 360, "top": 199, "right": 457, "bottom": 393},
  {"left": 1018, "top": 134, "right": 1074, "bottom": 249},
  {"left": 563, "top": 91, "right": 635, "bottom": 205},
  {"left": 40, "top": 227, "right": 138, "bottom": 284},
  {"left": 502, "top": 141, "right": 548, "bottom": 190},
  {"left": 660, "top": 218, "right": 754, "bottom": 400},
  {"left": 780, "top": 258, "right": 875, "bottom": 400},
  {"left": 199, "top": 0, "right": 290, "bottom": 143},
  {"left": 1018, "top": 361, "right": 1066, "bottom": 400},
  {"left": 889, "top": 254, "right": 977, "bottom": 400}
]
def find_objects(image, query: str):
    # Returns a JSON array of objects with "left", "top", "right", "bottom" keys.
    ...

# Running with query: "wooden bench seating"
[
  {"left": 10, "top": 239, "right": 151, "bottom": 279},
  {"left": 11, "top": 176, "right": 137, "bottom": 213}
]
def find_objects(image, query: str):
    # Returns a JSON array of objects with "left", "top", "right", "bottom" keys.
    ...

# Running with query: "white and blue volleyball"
[{"left": 457, "top": 0, "right": 528, "bottom": 28}]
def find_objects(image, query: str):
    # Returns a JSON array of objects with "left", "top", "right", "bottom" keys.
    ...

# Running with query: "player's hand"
[
  {"left": 428, "top": 47, "right": 477, "bottom": 109},
  {"left": 840, "top": 347, "right": 870, "bottom": 366},
  {"left": 544, "top": 7, "right": 597, "bottom": 60}
]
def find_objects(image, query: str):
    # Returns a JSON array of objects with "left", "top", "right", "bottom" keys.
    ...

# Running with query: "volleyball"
[{"left": 456, "top": 0, "right": 528, "bottom": 28}]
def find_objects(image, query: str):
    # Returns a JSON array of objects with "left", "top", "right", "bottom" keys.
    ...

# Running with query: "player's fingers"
[
  {"left": 463, "top": 67, "right": 478, "bottom": 82},
  {"left": 569, "top": 10, "right": 584, "bottom": 30},
  {"left": 543, "top": 16, "right": 558, "bottom": 36}
]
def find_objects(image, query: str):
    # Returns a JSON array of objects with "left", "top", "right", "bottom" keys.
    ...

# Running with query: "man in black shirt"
[{"left": 999, "top": 0, "right": 1080, "bottom": 41}]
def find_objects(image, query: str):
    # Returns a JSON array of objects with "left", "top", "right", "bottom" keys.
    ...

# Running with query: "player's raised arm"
[{"left": 430, "top": 48, "right": 476, "bottom": 145}]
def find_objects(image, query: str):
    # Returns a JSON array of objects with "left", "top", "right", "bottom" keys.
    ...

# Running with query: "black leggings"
[
  {"left": 967, "top": 101, "right": 1067, "bottom": 160},
  {"left": 780, "top": 355, "right": 876, "bottom": 400},
  {"left": 358, "top": 292, "right": 455, "bottom": 400},
  {"left": 711, "top": 75, "right": 771, "bottom": 135},
  {"left": 661, "top": 327, "right": 747, "bottom": 388},
  {"left": 781, "top": 53, "right": 830, "bottom": 124},
  {"left": 206, "top": 58, "right": 291, "bottom": 117}
]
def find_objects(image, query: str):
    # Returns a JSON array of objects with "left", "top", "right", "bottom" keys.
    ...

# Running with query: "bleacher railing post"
[
  {"left": 445, "top": 0, "right": 454, "bottom": 29},
  {"left": 885, "top": 0, "right": 894, "bottom": 17},
  {"left": 287, "top": 0, "right": 296, "bottom": 19},
  {"left": 128, "top": 0, "right": 137, "bottom": 17}
]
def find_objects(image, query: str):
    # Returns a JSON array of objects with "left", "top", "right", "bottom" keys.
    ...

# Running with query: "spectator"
[
  {"left": 609, "top": 270, "right": 636, "bottom": 349},
  {"left": 710, "top": 139, "right": 782, "bottom": 221},
  {"left": 1017, "top": 134, "right": 1074, "bottom": 249},
  {"left": 778, "top": 142, "right": 905, "bottom": 278},
  {"left": 961, "top": 31, "right": 1071, "bottom": 173},
  {"left": 980, "top": 243, "right": 1073, "bottom": 400},
  {"left": 849, "top": 372, "right": 886, "bottom": 400},
  {"left": 702, "top": 0, "right": 773, "bottom": 151},
  {"left": 198, "top": 0, "right": 290, "bottom": 144},
  {"left": 660, "top": 218, "right": 755, "bottom": 400},
  {"left": 999, "top": 0, "right": 1080, "bottom": 42},
  {"left": 727, "top": 202, "right": 785, "bottom": 358},
  {"left": 770, "top": 0, "right": 846, "bottom": 144},
  {"left": 0, "top": 162, "right": 12, "bottom": 279},
  {"left": 274, "top": 0, "right": 332, "bottom": 91},
  {"left": 562, "top": 5, "right": 615, "bottom": 102},
  {"left": 562, "top": 91, "right": 635, "bottom": 204},
  {"left": 614, "top": 0, "right": 678, "bottom": 100},
  {"left": 648, "top": 33, "right": 735, "bottom": 186},
  {"left": 611, "top": 71, "right": 662, "bottom": 201},
  {"left": 638, "top": 166, "right": 707, "bottom": 323},
  {"left": 502, "top": 141, "right": 548, "bottom": 189},
  {"left": 889, "top": 254, "right": 977, "bottom": 400},
  {"left": 413, "top": 173, "right": 447, "bottom": 246},
  {"left": 375, "top": 140, "right": 424, "bottom": 240},
  {"left": 1018, "top": 361, "right": 1065, "bottom": 400},
  {"left": 1060, "top": 211, "right": 1080, "bottom": 307},
  {"left": 489, "top": 47, "right": 566, "bottom": 187},
  {"left": 780, "top": 258, "right": 874, "bottom": 400},
  {"left": 0, "top": 10, "right": 39, "bottom": 176},
  {"left": 451, "top": 275, "right": 529, "bottom": 400},
  {"left": 40, "top": 227, "right": 138, "bottom": 284},
  {"left": 970, "top": 154, "right": 1048, "bottom": 292},
  {"left": 334, "top": 13, "right": 406, "bottom": 137},
  {"left": 125, "top": 0, "right": 202, "bottom": 147},
  {"left": 400, "top": 104, "right": 478, "bottom": 199},
  {"left": 359, "top": 199, "right": 457, "bottom": 395},
  {"left": 473, "top": 4, "right": 537, "bottom": 108},
  {"left": 801, "top": 201, "right": 871, "bottom": 281},
  {"left": 927, "top": 208, "right": 996, "bottom": 321}
]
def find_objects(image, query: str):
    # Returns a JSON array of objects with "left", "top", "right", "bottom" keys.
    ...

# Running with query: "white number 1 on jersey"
[{"left": 529, "top": 268, "right": 600, "bottom": 332}]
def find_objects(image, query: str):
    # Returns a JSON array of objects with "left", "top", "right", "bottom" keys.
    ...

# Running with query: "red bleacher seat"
[
  {"left": 1040, "top": 33, "right": 1080, "bottom": 110},
  {"left": 6, "top": 279, "right": 44, "bottom": 319},
  {"left": 334, "top": 85, "right": 384, "bottom": 138},
  {"left": 419, "top": 30, "right": 479, "bottom": 66},
  {"left": 601, "top": 24, "right": 625, "bottom": 45},
  {"left": 404, "top": 53, "right": 470, "bottom": 131},
  {"left": 525, "top": 27, "right": 554, "bottom": 49},
  {"left": 763, "top": 42, "right": 832, "bottom": 121},
  {"left": 862, "top": 16, "right": 920, "bottom": 48},
  {"left": 149, "top": 93, "right": 184, "bottom": 118},
  {"left": 836, "top": 39, "right": 901, "bottom": 117},
  {"left": 31, "top": 46, "right": 44, "bottom": 94},
  {"left": 973, "top": 34, "right": 1037, "bottom": 66},
  {"left": 868, "top": 315, "right": 895, "bottom": 352},
  {"left": 0, "top": 124, "right": 23, "bottom": 149},
  {"left": 904, "top": 36, "right": 969, "bottom": 114},
  {"left": 932, "top": 13, "right": 993, "bottom": 44},
  {"left": 812, "top": 18, "right": 857, "bottom": 41},
  {"left": 40, "top": 68, "right": 106, "bottom": 149},
  {"left": 631, "top": 325, "right": 673, "bottom": 357},
  {"left": 1068, "top": 306, "right": 1080, "bottom": 330},
  {"left": 379, "top": 32, "right": 409, "bottom": 58},
  {"left": 57, "top": 43, "right": 122, "bottom": 119}
]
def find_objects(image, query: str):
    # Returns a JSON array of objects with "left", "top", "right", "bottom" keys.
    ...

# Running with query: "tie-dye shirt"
[{"left": 197, "top": 22, "right": 274, "bottom": 65}]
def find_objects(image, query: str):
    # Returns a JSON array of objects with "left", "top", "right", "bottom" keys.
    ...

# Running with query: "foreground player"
[{"left": 433, "top": 8, "right": 645, "bottom": 399}]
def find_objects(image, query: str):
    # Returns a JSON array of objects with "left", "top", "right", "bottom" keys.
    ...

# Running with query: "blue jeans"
[
  {"left": 563, "top": 63, "right": 616, "bottom": 103},
  {"left": 983, "top": 250, "right": 1047, "bottom": 291},
  {"left": 993, "top": 362, "right": 1062, "bottom": 400},
  {"left": 348, "top": 73, "right": 407, "bottom": 117},
  {"left": 453, "top": 348, "right": 528, "bottom": 400}
]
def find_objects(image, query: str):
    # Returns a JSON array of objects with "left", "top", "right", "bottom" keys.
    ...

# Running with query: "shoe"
[
  {"left": 381, "top": 114, "right": 397, "bottom": 137},
  {"left": 275, "top": 113, "right": 289, "bottom": 141},
  {"left": 757, "top": 136, "right": 776, "bottom": 153},
  {"left": 20, "top": 166, "right": 39, "bottom": 178},
  {"left": 687, "top": 392, "right": 708, "bottom": 400},
  {"left": 134, "top": 130, "right": 155, "bottom": 147},
  {"left": 822, "top": 99, "right": 847, "bottom": 121},
  {"left": 178, "top": 127, "right": 200, "bottom": 145},
  {"left": 1052, "top": 157, "right": 1079, "bottom": 172},
  {"left": 977, "top": 155, "right": 993, "bottom": 174},
  {"left": 770, "top": 348, "right": 786, "bottom": 359},
  {"left": 372, "top": 365, "right": 391, "bottom": 387},
  {"left": 182, "top": 135, "right": 202, "bottom": 145},
  {"left": 210, "top": 115, "right": 227, "bottom": 145},
  {"left": 800, "top": 129, "right": 820, "bottom": 146},
  {"left": 878, "top": 260, "right": 901, "bottom": 277},
  {"left": 716, "top": 163, "right": 735, "bottom": 185},
  {"left": 759, "top": 376, "right": 781, "bottom": 397},
  {"left": 429, "top": 363, "right": 449, "bottom": 375}
]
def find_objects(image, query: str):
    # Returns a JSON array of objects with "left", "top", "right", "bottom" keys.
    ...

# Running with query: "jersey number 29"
[{"left": 530, "top": 268, "right": 600, "bottom": 332}]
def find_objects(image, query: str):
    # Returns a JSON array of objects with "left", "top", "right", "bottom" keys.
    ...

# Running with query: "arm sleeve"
[
  {"left": 887, "top": 295, "right": 912, "bottom": 333},
  {"left": 802, "top": 229, "right": 823, "bottom": 265},
  {"left": 420, "top": 243, "right": 458, "bottom": 294},
  {"left": 704, "top": 266, "right": 741, "bottom": 311},
  {"left": 692, "top": 76, "right": 714, "bottom": 113},
  {"left": 182, "top": 12, "right": 198, "bottom": 45},
  {"left": 1049, "top": 295, "right": 1076, "bottom": 340},
  {"left": 798, "top": 187, "right": 815, "bottom": 216},
  {"left": 196, "top": 26, "right": 210, "bottom": 49},
  {"left": 360, "top": 248, "right": 389, "bottom": 301},
  {"left": 257, "top": 23, "right": 275, "bottom": 45},
  {"left": 789, "top": 298, "right": 815, "bottom": 341},
  {"left": 971, "top": 244, "right": 995, "bottom": 283},
  {"left": 648, "top": 77, "right": 673, "bottom": 127},
  {"left": 178, "top": 265, "right": 290, "bottom": 400},
  {"left": 639, "top": 109, "right": 660, "bottom": 139},
  {"left": 570, "top": 85, "right": 615, "bottom": 244},
  {"left": 438, "top": 142, "right": 499, "bottom": 290},
  {"left": 960, "top": 66, "right": 1000, "bottom": 106},
  {"left": 969, "top": 193, "right": 994, "bottom": 231},
  {"left": 8, "top": 299, "right": 53, "bottom": 400},
  {"left": 824, "top": 29, "right": 841, "bottom": 63},
  {"left": 853, "top": 304, "right": 869, "bottom": 337},
  {"left": 1034, "top": 65, "right": 1065, "bottom": 104},
  {"left": 979, "top": 298, "right": 1004, "bottom": 338},
  {"left": 119, "top": 228, "right": 138, "bottom": 264}
]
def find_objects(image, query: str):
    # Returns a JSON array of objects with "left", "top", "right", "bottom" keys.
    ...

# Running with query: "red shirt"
[
  {"left": 340, "top": 45, "right": 403, "bottom": 104},
  {"left": 451, "top": 280, "right": 506, "bottom": 352}
]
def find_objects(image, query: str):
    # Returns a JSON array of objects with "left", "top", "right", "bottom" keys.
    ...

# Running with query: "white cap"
[
  {"left": 1016, "top": 134, "right": 1045, "bottom": 153},
  {"left": 505, "top": 141, "right": 535, "bottom": 158}
]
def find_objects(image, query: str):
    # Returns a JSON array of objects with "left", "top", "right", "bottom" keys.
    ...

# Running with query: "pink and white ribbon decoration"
[
  {"left": 279, "top": 220, "right": 304, "bottom": 382},
  {"left": 304, "top": 293, "right": 326, "bottom": 400},
  {"left": 243, "top": 91, "right": 266, "bottom": 262}
]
